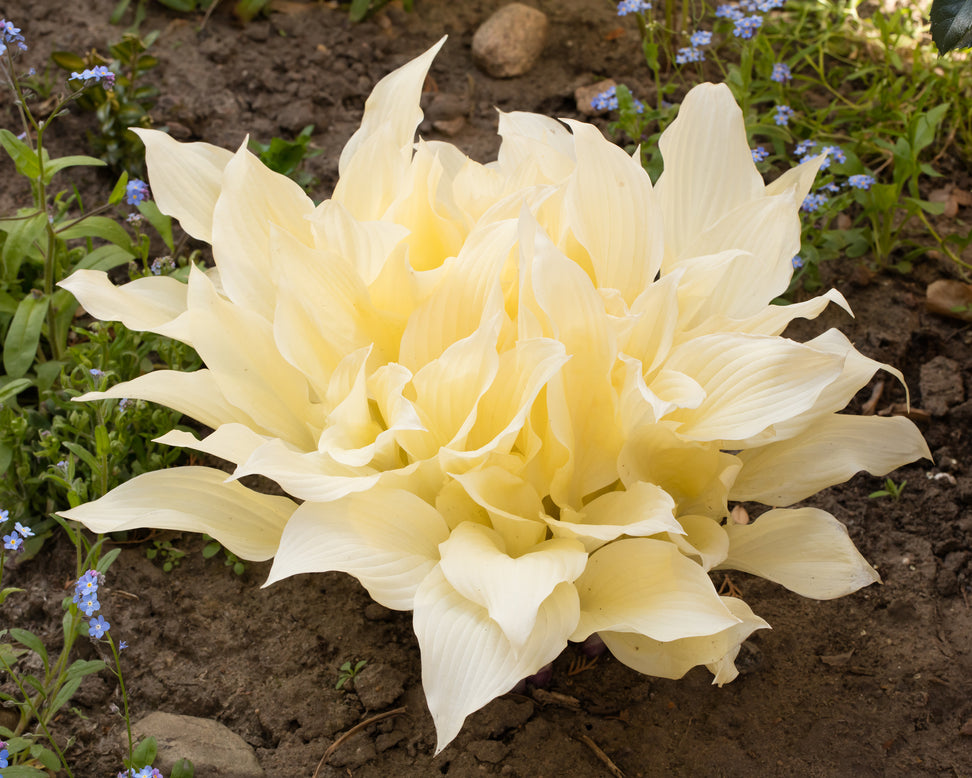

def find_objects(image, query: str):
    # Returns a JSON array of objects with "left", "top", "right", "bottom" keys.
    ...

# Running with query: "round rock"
[{"left": 472, "top": 3, "right": 549, "bottom": 78}]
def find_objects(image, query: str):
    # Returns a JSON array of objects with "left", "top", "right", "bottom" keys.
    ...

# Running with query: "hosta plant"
[{"left": 59, "top": 39, "right": 929, "bottom": 751}]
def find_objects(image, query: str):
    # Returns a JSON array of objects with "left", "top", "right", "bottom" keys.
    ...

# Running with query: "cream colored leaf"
[
  {"left": 572, "top": 538, "right": 739, "bottom": 642},
  {"left": 154, "top": 423, "right": 268, "bottom": 467},
  {"left": 717, "top": 507, "right": 881, "bottom": 599},
  {"left": 58, "top": 270, "right": 191, "bottom": 343},
  {"left": 132, "top": 128, "right": 233, "bottom": 243},
  {"left": 264, "top": 489, "right": 450, "bottom": 610},
  {"left": 414, "top": 565, "right": 579, "bottom": 753},
  {"left": 438, "top": 522, "right": 587, "bottom": 647},
  {"left": 600, "top": 596, "right": 769, "bottom": 684},
  {"left": 731, "top": 414, "right": 931, "bottom": 506},
  {"left": 58, "top": 466, "right": 295, "bottom": 560}
]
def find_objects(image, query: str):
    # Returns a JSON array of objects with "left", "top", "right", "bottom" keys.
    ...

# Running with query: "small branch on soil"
[
  {"left": 312, "top": 706, "right": 407, "bottom": 778},
  {"left": 577, "top": 734, "right": 625, "bottom": 778},
  {"left": 861, "top": 379, "right": 884, "bottom": 415}
]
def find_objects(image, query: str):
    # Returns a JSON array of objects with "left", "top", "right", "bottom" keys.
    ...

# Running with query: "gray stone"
[
  {"left": 354, "top": 662, "right": 406, "bottom": 710},
  {"left": 920, "top": 355, "right": 964, "bottom": 416},
  {"left": 472, "top": 3, "right": 548, "bottom": 78},
  {"left": 132, "top": 711, "right": 264, "bottom": 778}
]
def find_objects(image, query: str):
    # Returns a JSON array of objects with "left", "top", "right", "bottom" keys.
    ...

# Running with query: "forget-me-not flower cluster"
[
  {"left": 773, "top": 104, "right": 795, "bottom": 126},
  {"left": 70, "top": 65, "right": 115, "bottom": 88},
  {"left": 591, "top": 84, "right": 645, "bottom": 114},
  {"left": 126, "top": 178, "right": 150, "bottom": 206},
  {"left": 2, "top": 516, "right": 32, "bottom": 553},
  {"left": 0, "top": 19, "right": 27, "bottom": 56},
  {"left": 73, "top": 569, "right": 112, "bottom": 638},
  {"left": 751, "top": 146, "right": 769, "bottom": 163},
  {"left": 771, "top": 62, "right": 791, "bottom": 82},
  {"left": 847, "top": 174, "right": 875, "bottom": 190},
  {"left": 617, "top": 0, "right": 651, "bottom": 14}
]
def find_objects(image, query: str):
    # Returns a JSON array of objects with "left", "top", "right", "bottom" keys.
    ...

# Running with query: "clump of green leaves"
[
  {"left": 335, "top": 659, "right": 368, "bottom": 690},
  {"left": 869, "top": 477, "right": 907, "bottom": 500},
  {"left": 249, "top": 125, "right": 323, "bottom": 192},
  {"left": 202, "top": 535, "right": 246, "bottom": 576}
]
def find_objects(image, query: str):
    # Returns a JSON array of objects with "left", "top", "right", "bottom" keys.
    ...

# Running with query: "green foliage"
[
  {"left": 348, "top": 0, "right": 414, "bottom": 23},
  {"left": 604, "top": 0, "right": 972, "bottom": 289},
  {"left": 868, "top": 477, "right": 908, "bottom": 500},
  {"left": 249, "top": 125, "right": 323, "bottom": 192},
  {"left": 51, "top": 32, "right": 161, "bottom": 173},
  {"left": 335, "top": 659, "right": 368, "bottom": 690},
  {"left": 146, "top": 538, "right": 188, "bottom": 572},
  {"left": 202, "top": 535, "right": 247, "bottom": 575}
]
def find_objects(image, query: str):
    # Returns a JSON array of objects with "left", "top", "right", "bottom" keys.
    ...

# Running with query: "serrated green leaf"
[
  {"left": 930, "top": 0, "right": 972, "bottom": 53},
  {"left": 3, "top": 293, "right": 50, "bottom": 379}
]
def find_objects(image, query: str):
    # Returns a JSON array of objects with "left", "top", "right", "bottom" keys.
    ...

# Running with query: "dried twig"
[
  {"left": 578, "top": 734, "right": 625, "bottom": 778},
  {"left": 312, "top": 707, "right": 406, "bottom": 778}
]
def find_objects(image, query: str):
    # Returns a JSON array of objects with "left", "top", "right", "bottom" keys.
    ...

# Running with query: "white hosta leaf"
[
  {"left": 495, "top": 110, "right": 576, "bottom": 183},
  {"left": 572, "top": 538, "right": 739, "bottom": 643},
  {"left": 717, "top": 507, "right": 880, "bottom": 599},
  {"left": 666, "top": 514, "right": 730, "bottom": 571},
  {"left": 155, "top": 423, "right": 268, "bottom": 467},
  {"left": 451, "top": 466, "right": 547, "bottom": 555},
  {"left": 185, "top": 265, "right": 321, "bottom": 448},
  {"left": 264, "top": 489, "right": 450, "bottom": 610},
  {"left": 563, "top": 119, "right": 662, "bottom": 303},
  {"left": 58, "top": 270, "right": 191, "bottom": 343},
  {"left": 655, "top": 83, "right": 764, "bottom": 269},
  {"left": 210, "top": 142, "right": 314, "bottom": 319},
  {"left": 58, "top": 467, "right": 295, "bottom": 560},
  {"left": 414, "top": 565, "right": 579, "bottom": 753},
  {"left": 600, "top": 596, "right": 770, "bottom": 684},
  {"left": 548, "top": 482, "right": 682, "bottom": 552},
  {"left": 618, "top": 423, "right": 741, "bottom": 519},
  {"left": 438, "top": 522, "right": 587, "bottom": 647},
  {"left": 79, "top": 369, "right": 264, "bottom": 433},
  {"left": 663, "top": 332, "right": 844, "bottom": 442},
  {"left": 133, "top": 128, "right": 234, "bottom": 243},
  {"left": 234, "top": 438, "right": 380, "bottom": 503},
  {"left": 730, "top": 414, "right": 931, "bottom": 506},
  {"left": 700, "top": 288, "right": 852, "bottom": 339}
]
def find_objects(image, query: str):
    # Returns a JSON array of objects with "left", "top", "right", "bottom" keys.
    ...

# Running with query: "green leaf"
[
  {"left": 1, "top": 211, "right": 48, "bottom": 280},
  {"left": 0, "top": 765, "right": 52, "bottom": 777},
  {"left": 0, "top": 587, "right": 25, "bottom": 605},
  {"left": 57, "top": 216, "right": 133, "bottom": 252},
  {"left": 43, "top": 154, "right": 106, "bottom": 183},
  {"left": 51, "top": 51, "right": 87, "bottom": 72},
  {"left": 170, "top": 758, "right": 196, "bottom": 778},
  {"left": 62, "top": 440, "right": 102, "bottom": 475},
  {"left": 930, "top": 0, "right": 972, "bottom": 53},
  {"left": 0, "top": 378, "right": 32, "bottom": 404},
  {"left": 0, "top": 129, "right": 40, "bottom": 178},
  {"left": 34, "top": 359, "right": 64, "bottom": 391},
  {"left": 64, "top": 658, "right": 107, "bottom": 681},
  {"left": 47, "top": 675, "right": 83, "bottom": 718},
  {"left": 349, "top": 0, "right": 371, "bottom": 21},
  {"left": 96, "top": 547, "right": 122, "bottom": 573},
  {"left": 137, "top": 199, "right": 174, "bottom": 251},
  {"left": 155, "top": 0, "right": 200, "bottom": 10},
  {"left": 109, "top": 172, "right": 130, "bottom": 206},
  {"left": 132, "top": 736, "right": 158, "bottom": 768},
  {"left": 73, "top": 243, "right": 136, "bottom": 273},
  {"left": 9, "top": 628, "right": 48, "bottom": 667},
  {"left": 3, "top": 293, "right": 50, "bottom": 379}
]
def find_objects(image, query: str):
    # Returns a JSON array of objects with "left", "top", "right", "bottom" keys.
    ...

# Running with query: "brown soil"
[{"left": 2, "top": 1, "right": 971, "bottom": 776}]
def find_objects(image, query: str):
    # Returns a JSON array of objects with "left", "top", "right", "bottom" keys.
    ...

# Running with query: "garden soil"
[{"left": 1, "top": 0, "right": 972, "bottom": 776}]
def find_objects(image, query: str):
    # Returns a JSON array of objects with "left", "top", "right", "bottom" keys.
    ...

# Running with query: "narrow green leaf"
[
  {"left": 8, "top": 628, "right": 49, "bottom": 668},
  {"left": 57, "top": 216, "right": 133, "bottom": 252},
  {"left": 47, "top": 675, "right": 83, "bottom": 718},
  {"left": 73, "top": 243, "right": 136, "bottom": 273},
  {"left": 1, "top": 210, "right": 48, "bottom": 279},
  {"left": 0, "top": 129, "right": 40, "bottom": 178},
  {"left": 34, "top": 359, "right": 65, "bottom": 391},
  {"left": 50, "top": 51, "right": 87, "bottom": 71},
  {"left": 43, "top": 154, "right": 106, "bottom": 183},
  {"left": 96, "top": 547, "right": 121, "bottom": 573},
  {"left": 0, "top": 587, "right": 25, "bottom": 605},
  {"left": 3, "top": 293, "right": 50, "bottom": 379},
  {"left": 64, "top": 658, "right": 107, "bottom": 681},
  {"left": 170, "top": 758, "right": 196, "bottom": 778},
  {"left": 0, "top": 378, "right": 32, "bottom": 404},
  {"left": 349, "top": 0, "right": 371, "bottom": 21},
  {"left": 137, "top": 199, "right": 174, "bottom": 251},
  {"left": 62, "top": 441, "right": 101, "bottom": 474},
  {"left": 0, "top": 765, "right": 52, "bottom": 777},
  {"left": 109, "top": 172, "right": 130, "bottom": 206}
]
